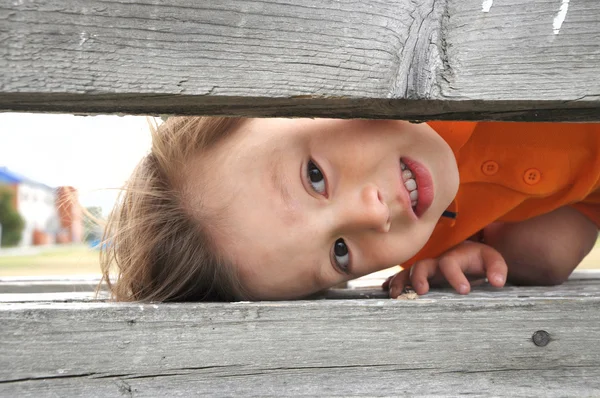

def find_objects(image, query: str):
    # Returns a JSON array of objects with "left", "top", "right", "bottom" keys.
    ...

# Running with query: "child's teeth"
[
  {"left": 404, "top": 178, "right": 417, "bottom": 191},
  {"left": 401, "top": 160, "right": 419, "bottom": 208},
  {"left": 410, "top": 190, "right": 418, "bottom": 201}
]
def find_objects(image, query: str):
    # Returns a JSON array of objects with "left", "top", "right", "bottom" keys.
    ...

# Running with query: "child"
[{"left": 100, "top": 117, "right": 600, "bottom": 302}]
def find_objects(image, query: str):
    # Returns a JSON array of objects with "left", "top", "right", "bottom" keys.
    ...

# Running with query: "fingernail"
[
  {"left": 492, "top": 275, "right": 505, "bottom": 285},
  {"left": 389, "top": 287, "right": 397, "bottom": 298},
  {"left": 458, "top": 284, "right": 469, "bottom": 294}
]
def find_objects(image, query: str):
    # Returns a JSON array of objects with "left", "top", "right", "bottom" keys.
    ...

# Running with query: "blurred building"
[
  {"left": 0, "top": 167, "right": 82, "bottom": 246},
  {"left": 56, "top": 186, "right": 84, "bottom": 244}
]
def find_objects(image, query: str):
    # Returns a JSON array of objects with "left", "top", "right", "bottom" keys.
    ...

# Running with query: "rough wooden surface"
[
  {"left": 0, "top": 276, "right": 105, "bottom": 294},
  {"left": 1, "top": 274, "right": 600, "bottom": 396},
  {"left": 1, "top": 0, "right": 599, "bottom": 120}
]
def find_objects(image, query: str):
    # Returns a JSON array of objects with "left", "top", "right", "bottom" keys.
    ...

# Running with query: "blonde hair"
[{"left": 100, "top": 116, "right": 246, "bottom": 302}]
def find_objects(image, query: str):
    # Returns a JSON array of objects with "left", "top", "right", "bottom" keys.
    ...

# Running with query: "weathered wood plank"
[
  {"left": 0, "top": 276, "right": 105, "bottom": 294},
  {"left": 1, "top": 0, "right": 599, "bottom": 120},
  {"left": 2, "top": 278, "right": 600, "bottom": 396},
  {"left": 1, "top": 270, "right": 598, "bottom": 297},
  {"left": 1, "top": 275, "right": 599, "bottom": 301}
]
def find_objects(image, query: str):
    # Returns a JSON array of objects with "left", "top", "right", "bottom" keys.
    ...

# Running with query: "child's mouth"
[
  {"left": 400, "top": 160, "right": 418, "bottom": 210},
  {"left": 400, "top": 157, "right": 434, "bottom": 218}
]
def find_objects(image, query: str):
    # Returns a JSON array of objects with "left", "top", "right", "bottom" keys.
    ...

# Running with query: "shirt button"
[
  {"left": 481, "top": 161, "right": 499, "bottom": 176},
  {"left": 523, "top": 168, "right": 541, "bottom": 185}
]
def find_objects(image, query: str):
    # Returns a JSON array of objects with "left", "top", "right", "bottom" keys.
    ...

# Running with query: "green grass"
[{"left": 0, "top": 245, "right": 101, "bottom": 276}]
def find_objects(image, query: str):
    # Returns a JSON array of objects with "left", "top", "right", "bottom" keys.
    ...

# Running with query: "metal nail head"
[{"left": 532, "top": 330, "right": 551, "bottom": 347}]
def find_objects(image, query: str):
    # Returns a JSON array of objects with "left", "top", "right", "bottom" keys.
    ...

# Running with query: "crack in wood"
[
  {"left": 92, "top": 373, "right": 133, "bottom": 379},
  {"left": 123, "top": 373, "right": 192, "bottom": 380},
  {"left": 388, "top": 0, "right": 447, "bottom": 100},
  {"left": 0, "top": 372, "right": 97, "bottom": 384},
  {"left": 1, "top": 364, "right": 430, "bottom": 385},
  {"left": 172, "top": 365, "right": 240, "bottom": 371},
  {"left": 437, "top": 0, "right": 453, "bottom": 93},
  {"left": 440, "top": 364, "right": 598, "bottom": 375}
]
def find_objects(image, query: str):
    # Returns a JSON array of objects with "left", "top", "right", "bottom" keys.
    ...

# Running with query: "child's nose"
[{"left": 341, "top": 184, "right": 390, "bottom": 233}]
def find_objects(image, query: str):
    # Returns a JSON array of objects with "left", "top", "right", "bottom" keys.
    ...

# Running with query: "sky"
[{"left": 0, "top": 113, "right": 153, "bottom": 215}]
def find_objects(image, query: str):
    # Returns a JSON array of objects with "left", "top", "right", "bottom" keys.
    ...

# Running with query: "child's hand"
[{"left": 383, "top": 241, "right": 507, "bottom": 298}]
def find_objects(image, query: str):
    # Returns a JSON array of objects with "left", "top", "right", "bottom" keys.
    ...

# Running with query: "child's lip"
[{"left": 400, "top": 157, "right": 434, "bottom": 219}]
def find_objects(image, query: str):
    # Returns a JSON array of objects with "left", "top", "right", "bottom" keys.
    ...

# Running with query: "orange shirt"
[{"left": 404, "top": 121, "right": 600, "bottom": 267}]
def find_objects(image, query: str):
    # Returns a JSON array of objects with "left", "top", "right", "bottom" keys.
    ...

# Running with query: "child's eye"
[
  {"left": 307, "top": 160, "right": 326, "bottom": 195},
  {"left": 332, "top": 238, "right": 351, "bottom": 273}
]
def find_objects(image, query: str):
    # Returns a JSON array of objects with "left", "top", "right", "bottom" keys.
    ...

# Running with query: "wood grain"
[
  {"left": 1, "top": 276, "right": 600, "bottom": 396},
  {"left": 1, "top": 0, "right": 599, "bottom": 120}
]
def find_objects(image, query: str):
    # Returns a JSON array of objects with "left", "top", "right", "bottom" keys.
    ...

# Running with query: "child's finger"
[
  {"left": 481, "top": 245, "right": 508, "bottom": 287},
  {"left": 438, "top": 255, "right": 472, "bottom": 294},
  {"left": 409, "top": 258, "right": 439, "bottom": 295},
  {"left": 382, "top": 275, "right": 394, "bottom": 290},
  {"left": 387, "top": 270, "right": 411, "bottom": 298}
]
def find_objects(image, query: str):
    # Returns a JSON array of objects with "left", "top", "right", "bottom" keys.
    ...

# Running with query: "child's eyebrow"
[{"left": 270, "top": 152, "right": 293, "bottom": 209}]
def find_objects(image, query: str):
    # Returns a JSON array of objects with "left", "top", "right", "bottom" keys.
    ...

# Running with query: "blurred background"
[
  {"left": 0, "top": 113, "right": 598, "bottom": 283},
  {"left": 0, "top": 112, "right": 151, "bottom": 278}
]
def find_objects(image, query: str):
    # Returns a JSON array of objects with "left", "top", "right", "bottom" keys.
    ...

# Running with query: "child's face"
[{"left": 190, "top": 119, "right": 459, "bottom": 300}]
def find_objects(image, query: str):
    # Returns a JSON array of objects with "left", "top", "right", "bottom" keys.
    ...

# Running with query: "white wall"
[{"left": 16, "top": 183, "right": 59, "bottom": 246}]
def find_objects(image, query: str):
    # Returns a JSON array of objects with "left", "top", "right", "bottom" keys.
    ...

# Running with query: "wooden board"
[
  {"left": 1, "top": 0, "right": 600, "bottom": 120},
  {"left": 2, "top": 275, "right": 600, "bottom": 396}
]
